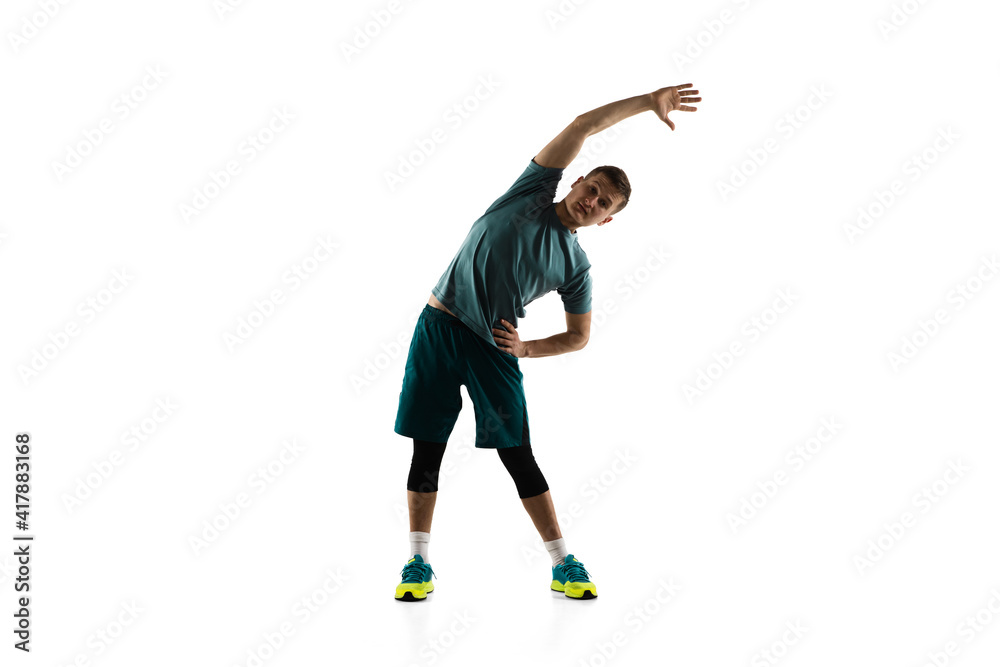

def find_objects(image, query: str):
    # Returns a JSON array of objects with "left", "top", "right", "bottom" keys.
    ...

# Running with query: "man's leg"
[
  {"left": 498, "top": 441, "right": 572, "bottom": 570},
  {"left": 397, "top": 439, "right": 445, "bottom": 601},
  {"left": 408, "top": 490, "right": 436, "bottom": 533},
  {"left": 407, "top": 439, "right": 447, "bottom": 533},
  {"left": 497, "top": 444, "right": 560, "bottom": 540},
  {"left": 396, "top": 305, "right": 464, "bottom": 540},
  {"left": 520, "top": 489, "right": 562, "bottom": 542}
]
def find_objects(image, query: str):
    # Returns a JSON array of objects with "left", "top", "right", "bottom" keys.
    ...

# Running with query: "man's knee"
[
  {"left": 497, "top": 445, "right": 549, "bottom": 498},
  {"left": 407, "top": 439, "right": 447, "bottom": 493}
]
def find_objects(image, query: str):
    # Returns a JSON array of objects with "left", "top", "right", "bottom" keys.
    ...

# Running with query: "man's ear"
[{"left": 598, "top": 216, "right": 612, "bottom": 226}]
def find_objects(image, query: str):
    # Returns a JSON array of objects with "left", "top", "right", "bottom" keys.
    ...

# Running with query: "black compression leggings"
[{"left": 406, "top": 438, "right": 549, "bottom": 499}]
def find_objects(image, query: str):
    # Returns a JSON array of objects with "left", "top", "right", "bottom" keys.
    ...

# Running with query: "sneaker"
[
  {"left": 550, "top": 554, "right": 597, "bottom": 599},
  {"left": 395, "top": 554, "right": 436, "bottom": 601}
]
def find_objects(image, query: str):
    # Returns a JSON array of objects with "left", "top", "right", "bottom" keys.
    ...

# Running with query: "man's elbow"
[
  {"left": 571, "top": 332, "right": 589, "bottom": 351},
  {"left": 571, "top": 115, "right": 594, "bottom": 138}
]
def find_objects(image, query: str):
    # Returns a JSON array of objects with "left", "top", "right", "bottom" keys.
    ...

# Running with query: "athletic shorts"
[{"left": 394, "top": 304, "right": 529, "bottom": 449}]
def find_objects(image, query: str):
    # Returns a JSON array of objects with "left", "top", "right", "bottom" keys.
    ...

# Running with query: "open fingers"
[{"left": 674, "top": 85, "right": 700, "bottom": 113}]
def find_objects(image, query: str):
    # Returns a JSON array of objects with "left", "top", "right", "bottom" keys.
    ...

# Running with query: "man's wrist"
[{"left": 578, "top": 93, "right": 655, "bottom": 137}]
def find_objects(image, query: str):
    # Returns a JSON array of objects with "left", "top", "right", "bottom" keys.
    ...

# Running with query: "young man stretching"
[{"left": 393, "top": 83, "right": 701, "bottom": 601}]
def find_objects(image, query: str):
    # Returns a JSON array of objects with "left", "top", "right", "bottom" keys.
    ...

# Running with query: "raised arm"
[{"left": 533, "top": 84, "right": 702, "bottom": 169}]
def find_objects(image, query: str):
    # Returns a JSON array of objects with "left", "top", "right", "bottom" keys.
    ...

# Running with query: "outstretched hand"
[
  {"left": 492, "top": 319, "right": 526, "bottom": 357},
  {"left": 650, "top": 83, "right": 701, "bottom": 131}
]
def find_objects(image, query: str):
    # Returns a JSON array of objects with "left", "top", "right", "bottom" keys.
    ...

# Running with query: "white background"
[{"left": 2, "top": 0, "right": 999, "bottom": 665}]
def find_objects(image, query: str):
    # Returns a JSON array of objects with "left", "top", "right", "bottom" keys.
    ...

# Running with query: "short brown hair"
[{"left": 585, "top": 165, "right": 631, "bottom": 215}]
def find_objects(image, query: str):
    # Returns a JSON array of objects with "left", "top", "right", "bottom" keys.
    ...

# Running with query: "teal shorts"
[{"left": 394, "top": 304, "right": 529, "bottom": 449}]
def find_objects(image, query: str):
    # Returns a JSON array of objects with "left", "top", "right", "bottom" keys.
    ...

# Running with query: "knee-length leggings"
[{"left": 406, "top": 438, "right": 549, "bottom": 499}]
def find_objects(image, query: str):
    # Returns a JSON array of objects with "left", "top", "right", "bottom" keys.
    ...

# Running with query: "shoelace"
[
  {"left": 400, "top": 561, "right": 436, "bottom": 584},
  {"left": 561, "top": 560, "right": 591, "bottom": 582}
]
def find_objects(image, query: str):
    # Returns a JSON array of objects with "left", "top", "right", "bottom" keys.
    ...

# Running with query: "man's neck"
[{"left": 554, "top": 200, "right": 579, "bottom": 234}]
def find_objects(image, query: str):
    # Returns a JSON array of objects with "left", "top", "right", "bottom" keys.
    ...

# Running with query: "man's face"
[{"left": 566, "top": 174, "right": 621, "bottom": 227}]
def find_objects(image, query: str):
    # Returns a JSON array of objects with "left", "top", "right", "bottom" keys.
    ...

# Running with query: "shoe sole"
[
  {"left": 552, "top": 580, "right": 597, "bottom": 599},
  {"left": 395, "top": 589, "right": 433, "bottom": 602},
  {"left": 567, "top": 590, "right": 597, "bottom": 600}
]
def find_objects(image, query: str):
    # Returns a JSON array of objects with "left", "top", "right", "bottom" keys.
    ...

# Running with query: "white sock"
[
  {"left": 544, "top": 537, "right": 568, "bottom": 567},
  {"left": 410, "top": 531, "right": 431, "bottom": 561}
]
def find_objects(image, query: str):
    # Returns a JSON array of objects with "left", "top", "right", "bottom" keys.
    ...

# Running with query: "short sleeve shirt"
[{"left": 431, "top": 158, "right": 593, "bottom": 349}]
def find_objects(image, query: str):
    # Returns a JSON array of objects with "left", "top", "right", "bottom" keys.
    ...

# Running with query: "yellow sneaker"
[
  {"left": 395, "top": 554, "right": 436, "bottom": 602},
  {"left": 550, "top": 554, "right": 597, "bottom": 599}
]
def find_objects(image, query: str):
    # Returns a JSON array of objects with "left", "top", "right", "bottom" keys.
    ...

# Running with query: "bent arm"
[
  {"left": 524, "top": 310, "right": 591, "bottom": 358},
  {"left": 533, "top": 93, "right": 653, "bottom": 169}
]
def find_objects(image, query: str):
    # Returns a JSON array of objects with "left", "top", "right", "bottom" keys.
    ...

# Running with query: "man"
[{"left": 393, "top": 83, "right": 701, "bottom": 601}]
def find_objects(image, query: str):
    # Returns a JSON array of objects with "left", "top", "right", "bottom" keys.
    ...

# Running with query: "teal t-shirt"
[{"left": 432, "top": 158, "right": 592, "bottom": 349}]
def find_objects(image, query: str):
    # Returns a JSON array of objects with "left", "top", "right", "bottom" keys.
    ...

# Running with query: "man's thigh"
[
  {"left": 460, "top": 337, "right": 529, "bottom": 449},
  {"left": 394, "top": 309, "right": 466, "bottom": 443}
]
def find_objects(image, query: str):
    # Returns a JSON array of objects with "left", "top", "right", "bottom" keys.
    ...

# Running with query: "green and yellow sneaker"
[
  {"left": 551, "top": 554, "right": 597, "bottom": 599},
  {"left": 395, "top": 554, "right": 436, "bottom": 602}
]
